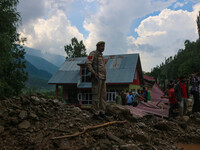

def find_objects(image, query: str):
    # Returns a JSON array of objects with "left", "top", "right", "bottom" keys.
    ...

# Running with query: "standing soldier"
[{"left": 86, "top": 41, "right": 108, "bottom": 120}]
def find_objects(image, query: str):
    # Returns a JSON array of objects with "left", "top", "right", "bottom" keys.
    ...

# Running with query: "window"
[
  {"left": 78, "top": 90, "right": 92, "bottom": 105},
  {"left": 107, "top": 90, "right": 117, "bottom": 102},
  {"left": 81, "top": 66, "right": 91, "bottom": 82}
]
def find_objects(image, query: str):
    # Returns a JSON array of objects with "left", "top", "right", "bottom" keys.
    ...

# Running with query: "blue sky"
[
  {"left": 67, "top": 0, "right": 198, "bottom": 38},
  {"left": 18, "top": 0, "right": 200, "bottom": 72}
]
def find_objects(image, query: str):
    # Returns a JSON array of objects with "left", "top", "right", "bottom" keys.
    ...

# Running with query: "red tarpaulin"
[{"left": 126, "top": 83, "right": 169, "bottom": 118}]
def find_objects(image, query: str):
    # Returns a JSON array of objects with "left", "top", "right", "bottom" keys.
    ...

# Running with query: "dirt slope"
[{"left": 0, "top": 94, "right": 200, "bottom": 150}]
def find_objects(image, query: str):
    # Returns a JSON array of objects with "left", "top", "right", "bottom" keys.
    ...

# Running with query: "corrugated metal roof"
[
  {"left": 77, "top": 82, "right": 92, "bottom": 88},
  {"left": 48, "top": 53, "right": 140, "bottom": 84},
  {"left": 143, "top": 74, "right": 155, "bottom": 81}
]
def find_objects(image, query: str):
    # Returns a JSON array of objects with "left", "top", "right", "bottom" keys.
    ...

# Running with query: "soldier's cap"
[{"left": 96, "top": 41, "right": 105, "bottom": 46}]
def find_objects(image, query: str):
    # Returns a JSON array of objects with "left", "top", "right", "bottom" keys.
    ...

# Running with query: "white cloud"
[
  {"left": 48, "top": 0, "right": 74, "bottom": 12},
  {"left": 18, "top": 0, "right": 47, "bottom": 24},
  {"left": 129, "top": 3, "right": 200, "bottom": 71},
  {"left": 18, "top": 0, "right": 200, "bottom": 72},
  {"left": 84, "top": 0, "right": 95, "bottom": 2},
  {"left": 19, "top": 10, "right": 84, "bottom": 56},
  {"left": 84, "top": 0, "right": 176, "bottom": 54},
  {"left": 18, "top": 0, "right": 83, "bottom": 56},
  {"left": 173, "top": 2, "right": 184, "bottom": 8}
]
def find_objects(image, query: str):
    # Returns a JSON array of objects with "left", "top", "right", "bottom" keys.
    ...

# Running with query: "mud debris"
[{"left": 0, "top": 94, "right": 200, "bottom": 150}]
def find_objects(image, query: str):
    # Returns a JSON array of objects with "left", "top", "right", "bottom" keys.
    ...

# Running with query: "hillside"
[
  {"left": 25, "top": 61, "right": 54, "bottom": 90},
  {"left": 25, "top": 54, "right": 59, "bottom": 75},
  {"left": 151, "top": 39, "right": 200, "bottom": 85},
  {"left": 25, "top": 47, "right": 65, "bottom": 67}
]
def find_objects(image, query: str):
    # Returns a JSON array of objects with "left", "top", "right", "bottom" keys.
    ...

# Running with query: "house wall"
[
  {"left": 133, "top": 67, "right": 141, "bottom": 85},
  {"left": 62, "top": 84, "right": 129, "bottom": 105},
  {"left": 129, "top": 84, "right": 141, "bottom": 91},
  {"left": 61, "top": 83, "right": 143, "bottom": 106}
]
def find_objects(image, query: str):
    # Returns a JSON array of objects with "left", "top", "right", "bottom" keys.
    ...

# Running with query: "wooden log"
[{"left": 51, "top": 120, "right": 127, "bottom": 140}]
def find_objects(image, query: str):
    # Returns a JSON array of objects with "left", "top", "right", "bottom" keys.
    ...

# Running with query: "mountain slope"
[
  {"left": 25, "top": 54, "right": 59, "bottom": 75},
  {"left": 25, "top": 61, "right": 52, "bottom": 80},
  {"left": 25, "top": 61, "right": 53, "bottom": 90},
  {"left": 25, "top": 47, "right": 65, "bottom": 67}
]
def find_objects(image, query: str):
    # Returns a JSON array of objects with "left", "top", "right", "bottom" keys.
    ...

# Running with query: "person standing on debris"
[
  {"left": 86, "top": 41, "right": 108, "bottom": 120},
  {"left": 132, "top": 90, "right": 139, "bottom": 107},
  {"left": 190, "top": 71, "right": 200, "bottom": 113},
  {"left": 147, "top": 88, "right": 151, "bottom": 102},
  {"left": 179, "top": 76, "right": 188, "bottom": 116},
  {"left": 115, "top": 91, "right": 122, "bottom": 105},
  {"left": 184, "top": 73, "right": 189, "bottom": 99},
  {"left": 174, "top": 77, "right": 182, "bottom": 117},
  {"left": 126, "top": 91, "right": 133, "bottom": 105},
  {"left": 132, "top": 89, "right": 136, "bottom": 97},
  {"left": 120, "top": 90, "right": 127, "bottom": 105},
  {"left": 161, "top": 83, "right": 178, "bottom": 119},
  {"left": 142, "top": 87, "right": 148, "bottom": 102},
  {"left": 126, "top": 90, "right": 129, "bottom": 96}
]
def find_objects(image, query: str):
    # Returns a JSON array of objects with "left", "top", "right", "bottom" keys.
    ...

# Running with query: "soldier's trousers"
[{"left": 91, "top": 77, "right": 106, "bottom": 115}]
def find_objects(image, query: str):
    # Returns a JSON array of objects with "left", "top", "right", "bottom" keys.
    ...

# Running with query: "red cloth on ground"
[
  {"left": 168, "top": 88, "right": 178, "bottom": 104},
  {"left": 179, "top": 82, "right": 187, "bottom": 98}
]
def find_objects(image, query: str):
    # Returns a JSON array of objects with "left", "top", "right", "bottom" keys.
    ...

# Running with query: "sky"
[{"left": 17, "top": 0, "right": 200, "bottom": 72}]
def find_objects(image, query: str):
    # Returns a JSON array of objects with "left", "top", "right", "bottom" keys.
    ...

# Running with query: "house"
[{"left": 48, "top": 53, "right": 144, "bottom": 105}]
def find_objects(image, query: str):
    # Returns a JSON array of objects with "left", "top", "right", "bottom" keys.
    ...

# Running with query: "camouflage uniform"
[{"left": 86, "top": 50, "right": 106, "bottom": 115}]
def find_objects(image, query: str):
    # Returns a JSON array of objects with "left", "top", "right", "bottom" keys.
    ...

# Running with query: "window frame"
[
  {"left": 78, "top": 90, "right": 92, "bottom": 105},
  {"left": 81, "top": 66, "right": 91, "bottom": 82},
  {"left": 106, "top": 90, "right": 117, "bottom": 102}
]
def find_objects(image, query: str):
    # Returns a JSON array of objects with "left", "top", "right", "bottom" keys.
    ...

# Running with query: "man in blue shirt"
[
  {"left": 143, "top": 87, "right": 148, "bottom": 102},
  {"left": 126, "top": 92, "right": 133, "bottom": 105}
]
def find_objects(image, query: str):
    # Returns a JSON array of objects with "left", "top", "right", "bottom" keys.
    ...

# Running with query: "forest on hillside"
[
  {"left": 150, "top": 39, "right": 200, "bottom": 82},
  {"left": 150, "top": 11, "right": 200, "bottom": 87}
]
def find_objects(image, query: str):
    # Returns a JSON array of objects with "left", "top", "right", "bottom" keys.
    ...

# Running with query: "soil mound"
[{"left": 0, "top": 94, "right": 200, "bottom": 150}]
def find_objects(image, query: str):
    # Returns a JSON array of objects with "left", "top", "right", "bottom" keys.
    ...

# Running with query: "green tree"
[
  {"left": 64, "top": 37, "right": 87, "bottom": 59},
  {"left": 0, "top": 0, "right": 27, "bottom": 99}
]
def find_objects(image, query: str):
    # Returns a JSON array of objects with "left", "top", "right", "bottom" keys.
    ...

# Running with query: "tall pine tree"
[{"left": 0, "top": 0, "right": 27, "bottom": 99}]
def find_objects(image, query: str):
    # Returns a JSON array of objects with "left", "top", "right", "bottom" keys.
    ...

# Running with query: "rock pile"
[{"left": 0, "top": 94, "right": 200, "bottom": 150}]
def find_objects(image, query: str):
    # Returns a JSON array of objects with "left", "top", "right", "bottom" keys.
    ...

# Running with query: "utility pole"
[
  {"left": 197, "top": 11, "right": 200, "bottom": 39},
  {"left": 165, "top": 57, "right": 168, "bottom": 90}
]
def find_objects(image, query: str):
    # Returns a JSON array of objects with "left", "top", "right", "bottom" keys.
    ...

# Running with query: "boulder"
[
  {"left": 137, "top": 122, "right": 146, "bottom": 129},
  {"left": 182, "top": 116, "right": 189, "bottom": 122},
  {"left": 18, "top": 120, "right": 31, "bottom": 129},
  {"left": 73, "top": 107, "right": 82, "bottom": 113},
  {"left": 106, "top": 104, "right": 131, "bottom": 120},
  {"left": 134, "top": 132, "right": 149, "bottom": 143},
  {"left": 18, "top": 110, "right": 28, "bottom": 120},
  {"left": 107, "top": 132, "right": 125, "bottom": 144},
  {"left": 29, "top": 112, "right": 39, "bottom": 120},
  {"left": 154, "top": 121, "right": 170, "bottom": 131}
]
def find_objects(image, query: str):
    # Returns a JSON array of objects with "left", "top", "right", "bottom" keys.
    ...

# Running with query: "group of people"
[
  {"left": 85, "top": 40, "right": 200, "bottom": 121},
  {"left": 161, "top": 72, "right": 200, "bottom": 120},
  {"left": 115, "top": 87, "right": 151, "bottom": 107},
  {"left": 85, "top": 40, "right": 153, "bottom": 120}
]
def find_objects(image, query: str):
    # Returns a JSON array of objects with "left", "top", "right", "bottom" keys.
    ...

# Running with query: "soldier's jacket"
[{"left": 85, "top": 50, "right": 106, "bottom": 80}]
